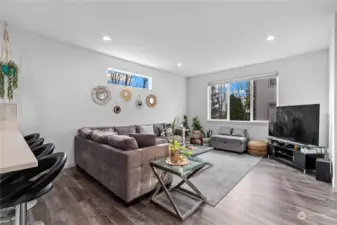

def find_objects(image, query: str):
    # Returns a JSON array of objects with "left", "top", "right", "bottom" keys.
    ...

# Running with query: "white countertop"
[{"left": 0, "top": 129, "right": 38, "bottom": 174}]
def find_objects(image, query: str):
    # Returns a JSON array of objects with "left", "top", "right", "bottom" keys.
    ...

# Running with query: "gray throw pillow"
[
  {"left": 129, "top": 133, "right": 156, "bottom": 148},
  {"left": 90, "top": 130, "right": 116, "bottom": 143},
  {"left": 153, "top": 124, "right": 164, "bottom": 137},
  {"left": 78, "top": 127, "right": 93, "bottom": 138},
  {"left": 219, "top": 127, "right": 232, "bottom": 135},
  {"left": 165, "top": 127, "right": 173, "bottom": 137},
  {"left": 100, "top": 128, "right": 114, "bottom": 132},
  {"left": 114, "top": 126, "right": 136, "bottom": 136},
  {"left": 140, "top": 125, "right": 155, "bottom": 134},
  {"left": 107, "top": 135, "right": 139, "bottom": 151},
  {"left": 232, "top": 128, "right": 247, "bottom": 137}
]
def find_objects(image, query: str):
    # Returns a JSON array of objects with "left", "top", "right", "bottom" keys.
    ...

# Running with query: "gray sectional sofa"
[
  {"left": 210, "top": 127, "right": 249, "bottom": 153},
  {"left": 74, "top": 123, "right": 178, "bottom": 203}
]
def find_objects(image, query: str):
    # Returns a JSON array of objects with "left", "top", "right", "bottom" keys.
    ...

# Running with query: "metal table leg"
[{"left": 150, "top": 164, "right": 207, "bottom": 220}]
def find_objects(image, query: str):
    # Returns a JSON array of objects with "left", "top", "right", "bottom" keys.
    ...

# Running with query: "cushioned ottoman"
[
  {"left": 248, "top": 140, "right": 267, "bottom": 157},
  {"left": 210, "top": 134, "right": 248, "bottom": 153}
]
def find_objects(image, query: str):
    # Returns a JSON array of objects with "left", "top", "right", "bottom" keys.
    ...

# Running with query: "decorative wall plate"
[
  {"left": 146, "top": 94, "right": 157, "bottom": 108},
  {"left": 120, "top": 88, "right": 132, "bottom": 101},
  {"left": 113, "top": 105, "right": 122, "bottom": 114},
  {"left": 92, "top": 86, "right": 111, "bottom": 105}
]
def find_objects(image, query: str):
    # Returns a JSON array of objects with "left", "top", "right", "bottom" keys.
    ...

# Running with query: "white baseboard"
[{"left": 64, "top": 163, "right": 76, "bottom": 169}]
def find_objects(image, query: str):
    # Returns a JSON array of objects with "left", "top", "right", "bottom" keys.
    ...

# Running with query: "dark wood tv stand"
[{"left": 267, "top": 136, "right": 325, "bottom": 174}]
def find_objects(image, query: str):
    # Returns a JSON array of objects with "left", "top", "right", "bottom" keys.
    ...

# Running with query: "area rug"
[{"left": 172, "top": 150, "right": 262, "bottom": 207}]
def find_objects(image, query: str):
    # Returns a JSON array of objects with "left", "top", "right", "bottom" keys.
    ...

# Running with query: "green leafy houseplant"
[
  {"left": 168, "top": 118, "right": 191, "bottom": 163},
  {"left": 192, "top": 116, "right": 203, "bottom": 131},
  {"left": 0, "top": 60, "right": 19, "bottom": 100}
]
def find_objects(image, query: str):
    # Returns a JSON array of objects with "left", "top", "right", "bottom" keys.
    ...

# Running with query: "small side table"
[{"left": 150, "top": 157, "right": 208, "bottom": 220}]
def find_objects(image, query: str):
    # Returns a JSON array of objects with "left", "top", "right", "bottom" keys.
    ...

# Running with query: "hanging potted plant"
[
  {"left": 168, "top": 118, "right": 191, "bottom": 165},
  {"left": 0, "top": 22, "right": 19, "bottom": 101}
]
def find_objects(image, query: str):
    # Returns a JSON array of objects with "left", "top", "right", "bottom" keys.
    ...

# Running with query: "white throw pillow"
[{"left": 140, "top": 125, "right": 155, "bottom": 134}]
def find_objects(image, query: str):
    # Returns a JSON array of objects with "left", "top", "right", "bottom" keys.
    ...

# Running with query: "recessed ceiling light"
[
  {"left": 102, "top": 36, "right": 111, "bottom": 41},
  {"left": 177, "top": 62, "right": 182, "bottom": 67},
  {"left": 266, "top": 36, "right": 275, "bottom": 41}
]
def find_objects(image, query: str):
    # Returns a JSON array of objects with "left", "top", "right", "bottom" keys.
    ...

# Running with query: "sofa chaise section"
[{"left": 74, "top": 135, "right": 172, "bottom": 203}]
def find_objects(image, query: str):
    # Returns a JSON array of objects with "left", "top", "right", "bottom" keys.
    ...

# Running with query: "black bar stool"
[
  {"left": 0, "top": 143, "right": 55, "bottom": 221},
  {"left": 31, "top": 144, "right": 55, "bottom": 159},
  {"left": 0, "top": 152, "right": 67, "bottom": 225},
  {"left": 24, "top": 133, "right": 40, "bottom": 144},
  {"left": 28, "top": 138, "right": 44, "bottom": 149}
]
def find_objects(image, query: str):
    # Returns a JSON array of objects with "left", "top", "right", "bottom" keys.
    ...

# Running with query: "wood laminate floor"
[{"left": 24, "top": 158, "right": 337, "bottom": 225}]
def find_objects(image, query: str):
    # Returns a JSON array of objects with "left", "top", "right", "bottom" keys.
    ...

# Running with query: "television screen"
[{"left": 268, "top": 104, "right": 320, "bottom": 145}]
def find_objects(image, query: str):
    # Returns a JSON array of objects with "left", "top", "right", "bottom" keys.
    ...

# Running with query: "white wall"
[
  {"left": 329, "top": 13, "right": 337, "bottom": 188},
  {"left": 188, "top": 50, "right": 329, "bottom": 146},
  {"left": 0, "top": 23, "right": 187, "bottom": 166}
]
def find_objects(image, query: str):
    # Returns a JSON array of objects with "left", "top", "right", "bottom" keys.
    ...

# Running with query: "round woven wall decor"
[
  {"left": 120, "top": 88, "right": 132, "bottom": 101},
  {"left": 146, "top": 94, "right": 157, "bottom": 108}
]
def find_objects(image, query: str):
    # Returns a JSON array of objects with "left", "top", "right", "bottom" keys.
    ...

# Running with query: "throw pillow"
[
  {"left": 129, "top": 133, "right": 156, "bottom": 148},
  {"left": 153, "top": 124, "right": 164, "bottom": 137},
  {"left": 165, "top": 127, "right": 173, "bottom": 137},
  {"left": 90, "top": 130, "right": 116, "bottom": 143},
  {"left": 219, "top": 127, "right": 232, "bottom": 135},
  {"left": 114, "top": 125, "right": 136, "bottom": 136},
  {"left": 107, "top": 135, "right": 139, "bottom": 151},
  {"left": 140, "top": 125, "right": 155, "bottom": 134},
  {"left": 100, "top": 128, "right": 114, "bottom": 132},
  {"left": 232, "top": 128, "right": 247, "bottom": 137},
  {"left": 78, "top": 127, "right": 93, "bottom": 138}
]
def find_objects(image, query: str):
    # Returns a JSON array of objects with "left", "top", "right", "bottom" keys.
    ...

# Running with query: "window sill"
[{"left": 206, "top": 119, "right": 269, "bottom": 126}]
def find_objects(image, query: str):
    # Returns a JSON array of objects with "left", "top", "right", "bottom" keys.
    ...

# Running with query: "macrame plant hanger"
[{"left": 0, "top": 21, "right": 19, "bottom": 101}]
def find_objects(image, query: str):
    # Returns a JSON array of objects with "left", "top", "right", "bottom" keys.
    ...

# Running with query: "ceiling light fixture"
[
  {"left": 102, "top": 36, "right": 111, "bottom": 41},
  {"left": 177, "top": 62, "right": 182, "bottom": 67},
  {"left": 266, "top": 36, "right": 275, "bottom": 41}
]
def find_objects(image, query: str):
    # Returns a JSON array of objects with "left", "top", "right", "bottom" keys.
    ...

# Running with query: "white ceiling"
[{"left": 0, "top": 1, "right": 336, "bottom": 76}]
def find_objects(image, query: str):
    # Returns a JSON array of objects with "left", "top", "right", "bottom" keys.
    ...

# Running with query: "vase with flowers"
[{"left": 167, "top": 118, "right": 192, "bottom": 165}]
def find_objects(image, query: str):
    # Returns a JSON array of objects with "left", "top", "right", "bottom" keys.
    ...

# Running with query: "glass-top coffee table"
[
  {"left": 150, "top": 157, "right": 208, "bottom": 220},
  {"left": 187, "top": 145, "right": 213, "bottom": 157}
]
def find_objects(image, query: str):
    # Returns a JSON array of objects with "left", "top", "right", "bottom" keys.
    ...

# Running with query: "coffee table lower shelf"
[{"left": 151, "top": 187, "right": 205, "bottom": 220}]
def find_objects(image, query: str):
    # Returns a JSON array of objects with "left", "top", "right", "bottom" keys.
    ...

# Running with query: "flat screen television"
[{"left": 268, "top": 104, "right": 320, "bottom": 145}]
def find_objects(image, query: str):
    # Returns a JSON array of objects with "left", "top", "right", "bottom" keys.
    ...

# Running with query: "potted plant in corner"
[
  {"left": 168, "top": 118, "right": 191, "bottom": 165},
  {"left": 191, "top": 116, "right": 204, "bottom": 145}
]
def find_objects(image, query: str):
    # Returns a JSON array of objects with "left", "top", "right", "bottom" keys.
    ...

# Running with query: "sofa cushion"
[
  {"left": 91, "top": 130, "right": 117, "bottom": 143},
  {"left": 165, "top": 127, "right": 173, "bottom": 137},
  {"left": 156, "top": 137, "right": 169, "bottom": 145},
  {"left": 153, "top": 123, "right": 164, "bottom": 137},
  {"left": 129, "top": 133, "right": 156, "bottom": 148},
  {"left": 219, "top": 127, "right": 232, "bottom": 135},
  {"left": 139, "top": 125, "right": 155, "bottom": 134},
  {"left": 107, "top": 135, "right": 139, "bottom": 151},
  {"left": 78, "top": 127, "right": 93, "bottom": 138},
  {"left": 232, "top": 128, "right": 247, "bottom": 137},
  {"left": 100, "top": 128, "right": 115, "bottom": 132},
  {"left": 114, "top": 125, "right": 136, "bottom": 136}
]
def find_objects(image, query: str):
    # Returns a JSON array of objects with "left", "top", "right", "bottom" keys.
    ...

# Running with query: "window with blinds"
[{"left": 208, "top": 72, "right": 278, "bottom": 121}]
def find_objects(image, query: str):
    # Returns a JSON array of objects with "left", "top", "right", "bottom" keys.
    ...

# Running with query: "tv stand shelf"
[{"left": 267, "top": 137, "right": 325, "bottom": 174}]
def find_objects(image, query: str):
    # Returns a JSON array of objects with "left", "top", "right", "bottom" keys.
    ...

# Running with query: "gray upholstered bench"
[{"left": 210, "top": 127, "right": 248, "bottom": 153}]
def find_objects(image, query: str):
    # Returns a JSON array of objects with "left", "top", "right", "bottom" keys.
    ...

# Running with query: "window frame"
[
  {"left": 268, "top": 77, "right": 277, "bottom": 87},
  {"left": 207, "top": 72, "right": 278, "bottom": 124},
  {"left": 107, "top": 68, "right": 153, "bottom": 90}
]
